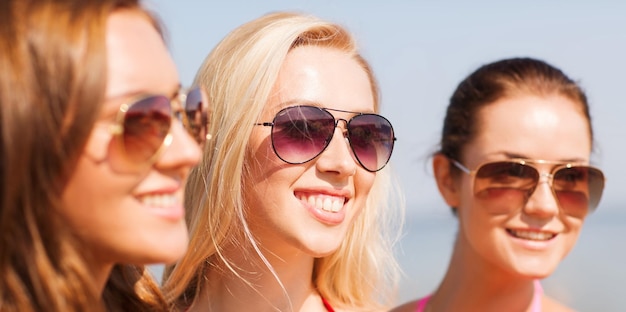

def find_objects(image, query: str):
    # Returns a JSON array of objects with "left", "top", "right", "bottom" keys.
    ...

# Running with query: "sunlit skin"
[
  {"left": 394, "top": 94, "right": 589, "bottom": 312},
  {"left": 454, "top": 95, "right": 590, "bottom": 281},
  {"left": 191, "top": 46, "right": 376, "bottom": 312},
  {"left": 59, "top": 10, "right": 201, "bottom": 293},
  {"left": 245, "top": 46, "right": 376, "bottom": 258}
]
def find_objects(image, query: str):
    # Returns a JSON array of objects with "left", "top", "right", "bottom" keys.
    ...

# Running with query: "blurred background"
[{"left": 145, "top": 1, "right": 626, "bottom": 310}]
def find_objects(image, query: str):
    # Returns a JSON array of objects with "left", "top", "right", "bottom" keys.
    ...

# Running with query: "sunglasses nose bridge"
[
  {"left": 536, "top": 172, "right": 556, "bottom": 189},
  {"left": 333, "top": 118, "right": 350, "bottom": 139},
  {"left": 334, "top": 118, "right": 348, "bottom": 130}
]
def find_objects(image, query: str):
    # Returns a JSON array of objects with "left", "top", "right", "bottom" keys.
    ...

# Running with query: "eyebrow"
[
  {"left": 278, "top": 99, "right": 376, "bottom": 114},
  {"left": 107, "top": 83, "right": 182, "bottom": 102},
  {"left": 168, "top": 84, "right": 183, "bottom": 100},
  {"left": 502, "top": 152, "right": 587, "bottom": 163}
]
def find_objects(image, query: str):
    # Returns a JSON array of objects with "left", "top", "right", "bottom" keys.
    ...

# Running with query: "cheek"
[
  {"left": 457, "top": 193, "right": 501, "bottom": 248},
  {"left": 562, "top": 215, "right": 585, "bottom": 247},
  {"left": 353, "top": 170, "right": 376, "bottom": 208},
  {"left": 245, "top": 131, "right": 284, "bottom": 182},
  {"left": 60, "top": 154, "right": 136, "bottom": 235}
]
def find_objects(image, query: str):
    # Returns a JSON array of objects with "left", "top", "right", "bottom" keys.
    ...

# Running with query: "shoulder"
[
  {"left": 543, "top": 295, "right": 575, "bottom": 312},
  {"left": 389, "top": 300, "right": 418, "bottom": 312}
]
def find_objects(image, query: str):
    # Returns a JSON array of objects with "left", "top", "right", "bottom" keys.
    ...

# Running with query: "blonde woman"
[{"left": 163, "top": 12, "right": 403, "bottom": 312}]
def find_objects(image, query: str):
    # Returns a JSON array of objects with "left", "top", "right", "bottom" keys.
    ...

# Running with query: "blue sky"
[{"left": 146, "top": 0, "right": 626, "bottom": 216}]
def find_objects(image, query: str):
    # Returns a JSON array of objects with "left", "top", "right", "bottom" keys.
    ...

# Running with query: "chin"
[
  {"left": 142, "top": 229, "right": 189, "bottom": 264},
  {"left": 299, "top": 237, "right": 344, "bottom": 258},
  {"left": 508, "top": 258, "right": 559, "bottom": 279}
]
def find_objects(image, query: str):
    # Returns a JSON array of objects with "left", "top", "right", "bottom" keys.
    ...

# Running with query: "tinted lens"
[
  {"left": 184, "top": 88, "right": 207, "bottom": 143},
  {"left": 553, "top": 166, "right": 605, "bottom": 215},
  {"left": 122, "top": 95, "right": 172, "bottom": 162},
  {"left": 473, "top": 161, "right": 539, "bottom": 212},
  {"left": 271, "top": 106, "right": 335, "bottom": 164},
  {"left": 347, "top": 114, "right": 395, "bottom": 172}
]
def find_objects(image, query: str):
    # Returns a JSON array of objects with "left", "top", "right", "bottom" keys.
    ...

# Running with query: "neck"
[
  {"left": 79, "top": 249, "right": 114, "bottom": 297},
  {"left": 190, "top": 238, "right": 326, "bottom": 312},
  {"left": 430, "top": 233, "right": 538, "bottom": 312}
]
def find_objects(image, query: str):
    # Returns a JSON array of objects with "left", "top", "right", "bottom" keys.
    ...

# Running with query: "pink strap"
[
  {"left": 531, "top": 279, "right": 543, "bottom": 312},
  {"left": 415, "top": 295, "right": 431, "bottom": 312},
  {"left": 415, "top": 281, "right": 541, "bottom": 312}
]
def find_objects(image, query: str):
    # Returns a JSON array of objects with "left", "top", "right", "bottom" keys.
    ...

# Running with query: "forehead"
[
  {"left": 467, "top": 94, "right": 591, "bottom": 162},
  {"left": 105, "top": 10, "right": 179, "bottom": 100},
  {"left": 266, "top": 45, "right": 375, "bottom": 117}
]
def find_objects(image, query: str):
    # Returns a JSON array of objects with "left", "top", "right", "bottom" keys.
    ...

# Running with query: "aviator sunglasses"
[
  {"left": 450, "top": 158, "right": 605, "bottom": 216},
  {"left": 255, "top": 105, "right": 396, "bottom": 172},
  {"left": 108, "top": 87, "right": 209, "bottom": 170}
]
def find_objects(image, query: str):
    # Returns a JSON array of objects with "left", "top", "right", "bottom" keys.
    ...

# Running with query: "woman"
[
  {"left": 393, "top": 57, "right": 605, "bottom": 311},
  {"left": 163, "top": 12, "right": 403, "bottom": 312},
  {"left": 0, "top": 0, "right": 203, "bottom": 311}
]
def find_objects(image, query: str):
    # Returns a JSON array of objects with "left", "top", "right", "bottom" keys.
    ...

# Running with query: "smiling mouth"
[
  {"left": 296, "top": 193, "right": 347, "bottom": 213},
  {"left": 138, "top": 193, "right": 178, "bottom": 208},
  {"left": 506, "top": 229, "right": 556, "bottom": 241}
]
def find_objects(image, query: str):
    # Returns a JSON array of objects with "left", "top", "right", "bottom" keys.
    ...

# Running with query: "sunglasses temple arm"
[{"left": 450, "top": 159, "right": 472, "bottom": 174}]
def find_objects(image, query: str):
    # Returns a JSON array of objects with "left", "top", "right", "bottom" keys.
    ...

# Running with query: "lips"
[{"left": 507, "top": 229, "right": 556, "bottom": 241}]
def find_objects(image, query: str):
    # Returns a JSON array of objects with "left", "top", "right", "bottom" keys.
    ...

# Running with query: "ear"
[{"left": 432, "top": 154, "right": 460, "bottom": 209}]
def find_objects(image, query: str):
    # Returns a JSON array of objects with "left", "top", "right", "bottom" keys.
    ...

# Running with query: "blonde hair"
[
  {"left": 163, "top": 12, "right": 403, "bottom": 311},
  {"left": 0, "top": 1, "right": 168, "bottom": 311}
]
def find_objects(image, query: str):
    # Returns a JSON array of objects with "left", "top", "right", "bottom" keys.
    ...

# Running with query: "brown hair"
[
  {"left": 0, "top": 0, "right": 167, "bottom": 311},
  {"left": 438, "top": 57, "right": 592, "bottom": 162}
]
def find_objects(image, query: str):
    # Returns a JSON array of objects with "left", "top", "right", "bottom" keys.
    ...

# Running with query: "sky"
[
  {"left": 145, "top": 0, "right": 626, "bottom": 217},
  {"left": 143, "top": 1, "right": 626, "bottom": 308}
]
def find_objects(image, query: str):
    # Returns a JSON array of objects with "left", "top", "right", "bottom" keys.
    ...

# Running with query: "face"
[
  {"left": 60, "top": 10, "right": 201, "bottom": 275},
  {"left": 244, "top": 46, "right": 376, "bottom": 257},
  {"left": 453, "top": 94, "right": 591, "bottom": 278}
]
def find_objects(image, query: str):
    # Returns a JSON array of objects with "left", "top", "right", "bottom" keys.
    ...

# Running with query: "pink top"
[{"left": 416, "top": 280, "right": 543, "bottom": 312}]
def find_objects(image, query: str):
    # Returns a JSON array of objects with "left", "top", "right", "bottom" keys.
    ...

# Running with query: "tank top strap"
[
  {"left": 531, "top": 279, "right": 543, "bottom": 312},
  {"left": 415, "top": 295, "right": 432, "bottom": 312}
]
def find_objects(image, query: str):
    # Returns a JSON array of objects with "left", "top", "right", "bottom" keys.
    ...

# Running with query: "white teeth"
[
  {"left": 508, "top": 229, "right": 555, "bottom": 241},
  {"left": 140, "top": 194, "right": 177, "bottom": 208},
  {"left": 297, "top": 194, "right": 346, "bottom": 213}
]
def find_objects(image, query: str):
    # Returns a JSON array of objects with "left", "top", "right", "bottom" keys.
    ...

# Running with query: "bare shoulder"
[
  {"left": 388, "top": 300, "right": 417, "bottom": 312},
  {"left": 543, "top": 295, "right": 575, "bottom": 312}
]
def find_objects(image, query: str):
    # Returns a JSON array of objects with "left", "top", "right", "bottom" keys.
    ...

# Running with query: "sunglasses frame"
[
  {"left": 255, "top": 105, "right": 397, "bottom": 172},
  {"left": 180, "top": 87, "right": 212, "bottom": 143},
  {"left": 449, "top": 157, "right": 606, "bottom": 213},
  {"left": 107, "top": 87, "right": 203, "bottom": 168}
]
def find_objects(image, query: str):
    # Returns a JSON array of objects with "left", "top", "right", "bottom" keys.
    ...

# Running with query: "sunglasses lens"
[
  {"left": 471, "top": 161, "right": 605, "bottom": 215},
  {"left": 184, "top": 87, "right": 207, "bottom": 143},
  {"left": 473, "top": 161, "right": 539, "bottom": 212},
  {"left": 122, "top": 95, "right": 172, "bottom": 162},
  {"left": 348, "top": 114, "right": 395, "bottom": 172},
  {"left": 553, "top": 166, "right": 605, "bottom": 215},
  {"left": 271, "top": 106, "right": 334, "bottom": 164}
]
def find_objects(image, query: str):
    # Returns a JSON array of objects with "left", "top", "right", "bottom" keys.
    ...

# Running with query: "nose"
[
  {"left": 523, "top": 174, "right": 559, "bottom": 218},
  {"left": 315, "top": 121, "right": 357, "bottom": 177},
  {"left": 154, "top": 121, "right": 201, "bottom": 172}
]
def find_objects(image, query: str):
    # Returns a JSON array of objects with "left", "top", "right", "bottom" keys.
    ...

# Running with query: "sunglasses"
[
  {"left": 107, "top": 87, "right": 208, "bottom": 171},
  {"left": 255, "top": 105, "right": 396, "bottom": 172},
  {"left": 182, "top": 87, "right": 212, "bottom": 144},
  {"left": 450, "top": 158, "right": 605, "bottom": 216}
]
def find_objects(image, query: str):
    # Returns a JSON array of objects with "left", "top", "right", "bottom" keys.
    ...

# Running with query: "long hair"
[
  {"left": 163, "top": 12, "right": 402, "bottom": 311},
  {"left": 0, "top": 0, "right": 167, "bottom": 311}
]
